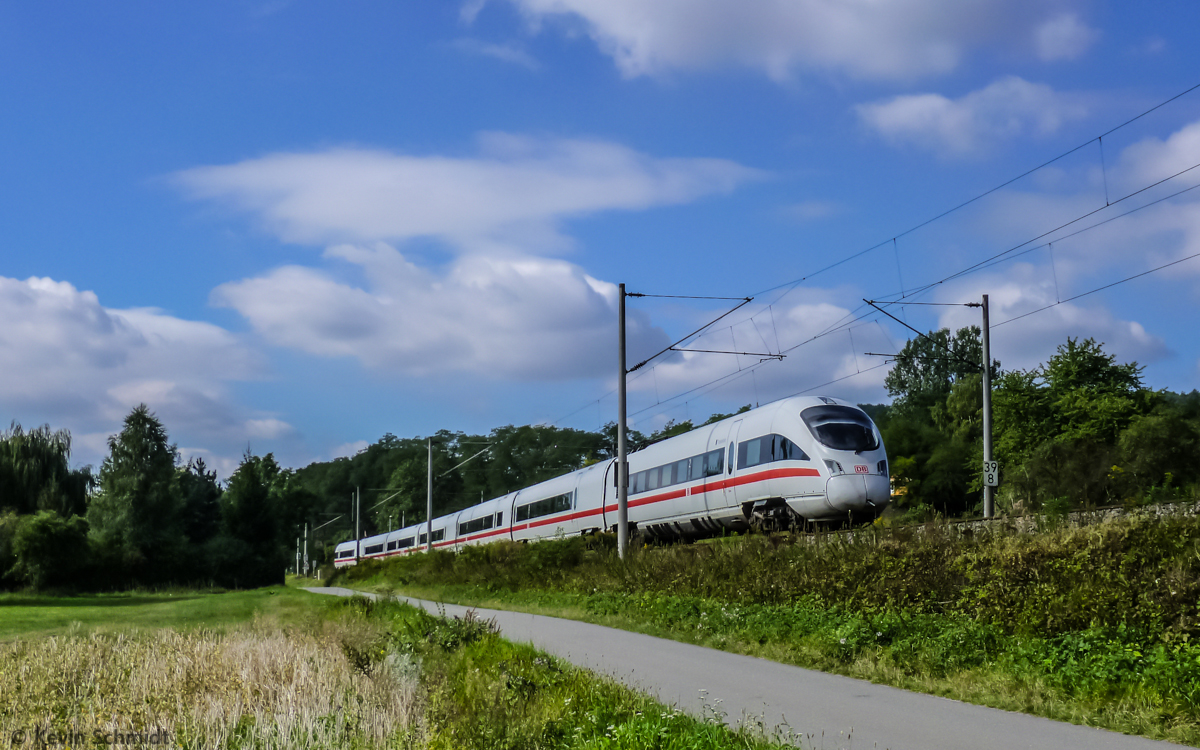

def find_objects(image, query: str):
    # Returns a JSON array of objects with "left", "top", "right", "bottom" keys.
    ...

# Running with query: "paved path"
[{"left": 306, "top": 586, "right": 1181, "bottom": 750}]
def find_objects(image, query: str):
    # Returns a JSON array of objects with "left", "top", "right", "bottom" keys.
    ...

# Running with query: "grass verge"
[
  {"left": 330, "top": 594, "right": 798, "bottom": 749},
  {"left": 331, "top": 514, "right": 1200, "bottom": 746}
]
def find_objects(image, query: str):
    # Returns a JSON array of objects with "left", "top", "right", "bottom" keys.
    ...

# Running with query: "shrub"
[{"left": 11, "top": 510, "right": 89, "bottom": 590}]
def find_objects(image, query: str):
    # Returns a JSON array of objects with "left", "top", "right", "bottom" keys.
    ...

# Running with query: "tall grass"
[{"left": 0, "top": 617, "right": 418, "bottom": 749}]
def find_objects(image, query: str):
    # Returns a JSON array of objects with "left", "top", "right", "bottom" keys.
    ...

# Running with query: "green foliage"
[
  {"left": 882, "top": 333, "right": 1199, "bottom": 517},
  {"left": 341, "top": 513, "right": 1200, "bottom": 742},
  {"left": 991, "top": 338, "right": 1186, "bottom": 512},
  {"left": 87, "top": 405, "right": 185, "bottom": 582},
  {"left": 884, "top": 326, "right": 990, "bottom": 419},
  {"left": 211, "top": 452, "right": 289, "bottom": 588},
  {"left": 330, "top": 596, "right": 789, "bottom": 750},
  {"left": 879, "top": 328, "right": 995, "bottom": 516},
  {"left": 10, "top": 511, "right": 89, "bottom": 590},
  {"left": 177, "top": 457, "right": 222, "bottom": 546},
  {"left": 0, "top": 512, "right": 17, "bottom": 587},
  {"left": 0, "top": 422, "right": 93, "bottom": 516}
]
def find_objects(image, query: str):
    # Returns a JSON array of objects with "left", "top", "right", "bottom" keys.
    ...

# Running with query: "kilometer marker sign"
[{"left": 983, "top": 460, "right": 999, "bottom": 487}]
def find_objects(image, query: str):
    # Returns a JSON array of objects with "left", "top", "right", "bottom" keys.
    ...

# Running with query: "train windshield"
[{"left": 801, "top": 405, "right": 879, "bottom": 453}]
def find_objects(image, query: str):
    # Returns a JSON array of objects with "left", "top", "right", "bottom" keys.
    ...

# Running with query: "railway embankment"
[{"left": 332, "top": 505, "right": 1200, "bottom": 746}]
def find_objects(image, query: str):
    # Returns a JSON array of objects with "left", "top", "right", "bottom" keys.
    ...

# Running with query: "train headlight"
[{"left": 824, "top": 459, "right": 843, "bottom": 475}]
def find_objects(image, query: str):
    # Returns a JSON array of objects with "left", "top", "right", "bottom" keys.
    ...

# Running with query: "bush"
[{"left": 11, "top": 511, "right": 90, "bottom": 590}]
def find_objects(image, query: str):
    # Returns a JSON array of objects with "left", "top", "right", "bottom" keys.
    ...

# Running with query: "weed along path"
[{"left": 306, "top": 587, "right": 1174, "bottom": 750}]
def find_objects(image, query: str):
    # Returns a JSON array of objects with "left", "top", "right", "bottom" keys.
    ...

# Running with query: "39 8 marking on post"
[{"left": 983, "top": 460, "right": 999, "bottom": 487}]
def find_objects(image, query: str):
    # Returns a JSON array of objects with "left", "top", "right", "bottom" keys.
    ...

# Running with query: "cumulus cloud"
[
  {"left": 0, "top": 275, "right": 287, "bottom": 470},
  {"left": 857, "top": 77, "right": 1088, "bottom": 157},
  {"left": 932, "top": 266, "right": 1169, "bottom": 373},
  {"left": 173, "top": 135, "right": 761, "bottom": 250},
  {"left": 485, "top": 0, "right": 1089, "bottom": 81},
  {"left": 947, "top": 117, "right": 1200, "bottom": 286},
  {"left": 1117, "top": 120, "right": 1200, "bottom": 190},
  {"left": 212, "top": 243, "right": 670, "bottom": 380},
  {"left": 624, "top": 296, "right": 893, "bottom": 424},
  {"left": 1034, "top": 13, "right": 1099, "bottom": 62}
]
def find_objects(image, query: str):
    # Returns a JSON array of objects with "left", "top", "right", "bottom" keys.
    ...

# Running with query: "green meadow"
[{"left": 0, "top": 585, "right": 315, "bottom": 640}]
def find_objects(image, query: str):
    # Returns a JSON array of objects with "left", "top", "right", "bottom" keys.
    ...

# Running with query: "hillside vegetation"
[{"left": 336, "top": 512, "right": 1200, "bottom": 744}]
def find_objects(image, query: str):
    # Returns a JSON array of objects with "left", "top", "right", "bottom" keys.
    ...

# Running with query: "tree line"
[
  {"left": 874, "top": 329, "right": 1200, "bottom": 518},
  {"left": 3, "top": 333, "right": 1195, "bottom": 590},
  {"left": 0, "top": 406, "right": 307, "bottom": 590}
]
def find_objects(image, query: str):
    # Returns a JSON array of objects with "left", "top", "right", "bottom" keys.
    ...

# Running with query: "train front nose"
[{"left": 826, "top": 473, "right": 891, "bottom": 513}]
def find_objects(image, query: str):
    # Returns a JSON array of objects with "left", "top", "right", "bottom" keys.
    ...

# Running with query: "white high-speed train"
[{"left": 334, "top": 396, "right": 889, "bottom": 566}]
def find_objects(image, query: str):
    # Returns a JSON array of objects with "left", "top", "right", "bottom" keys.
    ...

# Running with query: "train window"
[
  {"left": 386, "top": 541, "right": 397, "bottom": 551},
  {"left": 746, "top": 438, "right": 762, "bottom": 467},
  {"left": 633, "top": 471, "right": 647, "bottom": 495},
  {"left": 418, "top": 528, "right": 446, "bottom": 545},
  {"left": 675, "top": 459, "right": 689, "bottom": 484},
  {"left": 495, "top": 512, "right": 503, "bottom": 526},
  {"left": 459, "top": 514, "right": 496, "bottom": 536},
  {"left": 647, "top": 467, "right": 660, "bottom": 491},
  {"left": 689, "top": 457, "right": 705, "bottom": 481},
  {"left": 704, "top": 449, "right": 723, "bottom": 477},
  {"left": 801, "top": 406, "right": 879, "bottom": 452},
  {"left": 516, "top": 491, "right": 574, "bottom": 521},
  {"left": 397, "top": 537, "right": 414, "bottom": 549},
  {"left": 728, "top": 444, "right": 734, "bottom": 474},
  {"left": 739, "top": 434, "right": 812, "bottom": 469},
  {"left": 777, "top": 436, "right": 810, "bottom": 461},
  {"left": 364, "top": 544, "right": 384, "bottom": 555},
  {"left": 337, "top": 550, "right": 353, "bottom": 559}
]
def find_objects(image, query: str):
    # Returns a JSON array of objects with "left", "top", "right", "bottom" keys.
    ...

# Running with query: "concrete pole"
[
  {"left": 982, "top": 294, "right": 995, "bottom": 519},
  {"left": 355, "top": 487, "right": 360, "bottom": 558},
  {"left": 617, "top": 283, "right": 629, "bottom": 560},
  {"left": 427, "top": 437, "right": 434, "bottom": 552}
]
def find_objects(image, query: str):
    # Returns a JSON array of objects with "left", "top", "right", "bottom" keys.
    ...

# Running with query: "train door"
[
  {"left": 601, "top": 458, "right": 616, "bottom": 532},
  {"left": 704, "top": 419, "right": 741, "bottom": 513},
  {"left": 505, "top": 491, "right": 520, "bottom": 541}
]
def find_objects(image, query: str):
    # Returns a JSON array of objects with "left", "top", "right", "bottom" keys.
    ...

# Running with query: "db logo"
[{"left": 854, "top": 465, "right": 870, "bottom": 474}]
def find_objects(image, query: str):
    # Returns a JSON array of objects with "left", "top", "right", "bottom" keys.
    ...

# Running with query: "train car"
[{"left": 333, "top": 395, "right": 888, "bottom": 565}]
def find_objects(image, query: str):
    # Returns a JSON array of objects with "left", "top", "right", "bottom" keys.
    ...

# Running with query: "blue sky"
[{"left": 2, "top": 1, "right": 1199, "bottom": 476}]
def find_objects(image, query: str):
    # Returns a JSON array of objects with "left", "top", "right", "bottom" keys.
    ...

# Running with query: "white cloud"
[
  {"left": 857, "top": 77, "right": 1088, "bottom": 157},
  {"left": 949, "top": 117, "right": 1200, "bottom": 285},
  {"left": 1034, "top": 13, "right": 1099, "bottom": 61},
  {"left": 452, "top": 38, "right": 540, "bottom": 69},
  {"left": 486, "top": 0, "right": 1089, "bottom": 81},
  {"left": 173, "top": 135, "right": 761, "bottom": 250},
  {"left": 180, "top": 135, "right": 762, "bottom": 384},
  {"left": 212, "top": 243, "right": 670, "bottom": 380},
  {"left": 624, "top": 297, "right": 893, "bottom": 424},
  {"left": 331, "top": 440, "right": 370, "bottom": 459},
  {"left": 0, "top": 275, "right": 286, "bottom": 471},
  {"left": 1117, "top": 120, "right": 1200, "bottom": 190},
  {"left": 932, "top": 266, "right": 1169, "bottom": 373}
]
